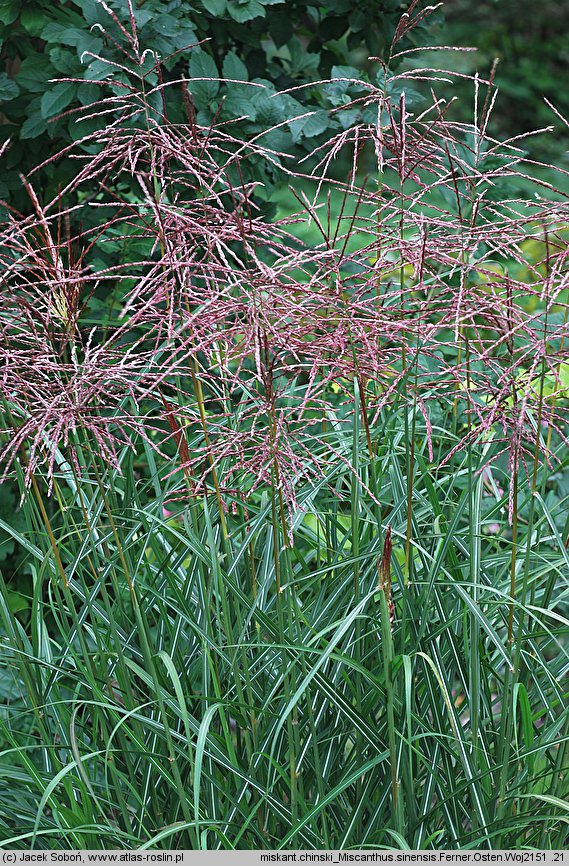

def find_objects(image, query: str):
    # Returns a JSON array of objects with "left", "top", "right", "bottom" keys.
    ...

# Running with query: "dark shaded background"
[{"left": 443, "top": 0, "right": 569, "bottom": 162}]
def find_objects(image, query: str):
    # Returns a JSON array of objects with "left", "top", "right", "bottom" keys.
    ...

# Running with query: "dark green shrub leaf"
[
  {"left": 41, "top": 23, "right": 85, "bottom": 46},
  {"left": 16, "top": 54, "right": 55, "bottom": 93},
  {"left": 288, "top": 108, "right": 330, "bottom": 142},
  {"left": 200, "top": 0, "right": 227, "bottom": 14},
  {"left": 337, "top": 107, "right": 361, "bottom": 129},
  {"left": 268, "top": 9, "right": 293, "bottom": 47},
  {"left": 223, "top": 91, "right": 257, "bottom": 120},
  {"left": 49, "top": 47, "right": 81, "bottom": 75},
  {"left": 227, "top": 0, "right": 266, "bottom": 23},
  {"left": 83, "top": 59, "right": 116, "bottom": 81},
  {"left": 188, "top": 49, "right": 219, "bottom": 104},
  {"left": 76, "top": 82, "right": 99, "bottom": 105},
  {"left": 148, "top": 13, "right": 196, "bottom": 56},
  {"left": 0, "top": 73, "right": 19, "bottom": 101},
  {"left": 20, "top": 111, "right": 48, "bottom": 139},
  {"left": 40, "top": 81, "right": 77, "bottom": 119},
  {"left": 0, "top": 0, "right": 18, "bottom": 25},
  {"left": 20, "top": 5, "right": 48, "bottom": 36},
  {"left": 223, "top": 52, "right": 249, "bottom": 82},
  {"left": 286, "top": 37, "right": 320, "bottom": 76}
]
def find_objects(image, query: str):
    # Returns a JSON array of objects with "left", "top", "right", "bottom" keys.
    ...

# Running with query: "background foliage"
[
  {"left": 443, "top": 0, "right": 569, "bottom": 161},
  {"left": 0, "top": 0, "right": 438, "bottom": 211}
]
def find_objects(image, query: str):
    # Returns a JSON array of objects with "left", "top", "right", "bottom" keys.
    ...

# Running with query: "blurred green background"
[
  {"left": 444, "top": 0, "right": 569, "bottom": 161},
  {"left": 1, "top": 0, "right": 568, "bottom": 212}
]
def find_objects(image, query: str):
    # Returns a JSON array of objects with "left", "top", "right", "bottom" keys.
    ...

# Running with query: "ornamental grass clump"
[{"left": 0, "top": 0, "right": 567, "bottom": 850}]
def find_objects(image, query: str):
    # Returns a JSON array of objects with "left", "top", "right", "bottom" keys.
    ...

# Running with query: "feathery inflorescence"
[{"left": 0, "top": 3, "right": 567, "bottom": 524}]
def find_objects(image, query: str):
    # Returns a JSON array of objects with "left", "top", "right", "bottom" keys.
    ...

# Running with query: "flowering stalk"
[{"left": 378, "top": 525, "right": 401, "bottom": 833}]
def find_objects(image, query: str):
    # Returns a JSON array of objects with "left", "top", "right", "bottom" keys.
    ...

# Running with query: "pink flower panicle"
[{"left": 0, "top": 3, "right": 567, "bottom": 526}]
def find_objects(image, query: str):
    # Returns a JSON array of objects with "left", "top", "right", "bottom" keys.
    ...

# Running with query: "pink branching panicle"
[{"left": 0, "top": 2, "right": 567, "bottom": 528}]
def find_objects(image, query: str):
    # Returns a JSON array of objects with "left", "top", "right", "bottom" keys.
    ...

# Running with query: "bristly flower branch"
[{"left": 0, "top": 1, "right": 567, "bottom": 525}]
